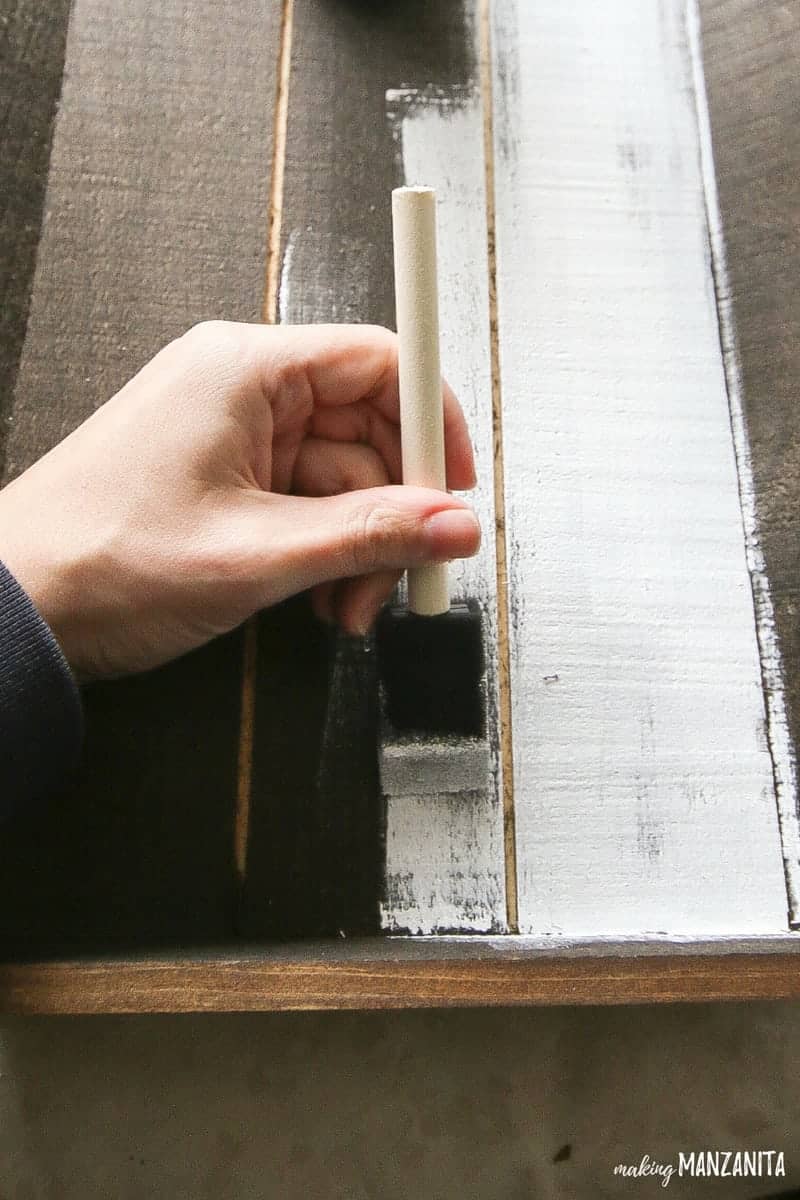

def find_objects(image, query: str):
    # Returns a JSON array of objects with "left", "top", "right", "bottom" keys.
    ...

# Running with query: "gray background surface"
[{"left": 1, "top": 1005, "right": 798, "bottom": 1197}]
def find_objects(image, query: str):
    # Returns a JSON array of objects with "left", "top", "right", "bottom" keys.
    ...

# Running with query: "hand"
[{"left": 0, "top": 322, "right": 480, "bottom": 680}]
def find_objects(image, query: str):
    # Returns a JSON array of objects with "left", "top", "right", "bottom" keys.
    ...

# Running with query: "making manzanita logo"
[{"left": 614, "top": 1150, "right": 786, "bottom": 1188}]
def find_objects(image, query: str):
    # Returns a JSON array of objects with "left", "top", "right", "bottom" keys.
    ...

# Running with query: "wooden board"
[
  {"left": 490, "top": 0, "right": 790, "bottom": 934},
  {"left": 0, "top": 0, "right": 796, "bottom": 993},
  {"left": 0, "top": 0, "right": 279, "bottom": 948},
  {"left": 381, "top": 79, "right": 505, "bottom": 933},
  {"left": 242, "top": 0, "right": 507, "bottom": 937},
  {"left": 698, "top": 0, "right": 800, "bottom": 920},
  {"left": 3, "top": 936, "right": 800, "bottom": 1012},
  {"left": 0, "top": 0, "right": 71, "bottom": 474}
]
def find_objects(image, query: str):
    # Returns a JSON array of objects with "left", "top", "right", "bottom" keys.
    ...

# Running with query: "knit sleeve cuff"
[{"left": 0, "top": 560, "right": 83, "bottom": 817}]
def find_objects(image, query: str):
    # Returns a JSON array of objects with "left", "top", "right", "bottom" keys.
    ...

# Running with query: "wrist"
[{"left": 0, "top": 490, "right": 85, "bottom": 674}]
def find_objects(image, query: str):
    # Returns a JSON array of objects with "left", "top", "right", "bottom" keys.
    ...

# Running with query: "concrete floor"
[{"left": 0, "top": 1003, "right": 797, "bottom": 1198}]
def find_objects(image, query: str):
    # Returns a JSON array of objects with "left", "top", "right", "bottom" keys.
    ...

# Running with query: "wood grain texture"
[
  {"left": 382, "top": 81, "right": 505, "bottom": 933},
  {"left": 0, "top": 634, "right": 244, "bottom": 954},
  {"left": 243, "top": 601, "right": 383, "bottom": 938},
  {"left": 698, "top": 0, "right": 800, "bottom": 918},
  {"left": 243, "top": 0, "right": 506, "bottom": 936},
  {"left": 4, "top": 0, "right": 277, "bottom": 477},
  {"left": 480, "top": 0, "right": 519, "bottom": 933},
  {"left": 0, "top": 0, "right": 278, "bottom": 947},
  {"left": 0, "top": 0, "right": 71, "bottom": 473},
  {"left": 3, "top": 936, "right": 800, "bottom": 1012},
  {"left": 490, "top": 0, "right": 789, "bottom": 934},
  {"left": 234, "top": 0, "right": 295, "bottom": 892},
  {"left": 0, "top": 0, "right": 797, "bottom": 1005}
]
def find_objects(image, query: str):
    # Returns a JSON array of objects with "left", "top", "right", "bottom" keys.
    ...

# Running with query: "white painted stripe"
[
  {"left": 380, "top": 87, "right": 506, "bottom": 933},
  {"left": 686, "top": 0, "right": 800, "bottom": 924},
  {"left": 396, "top": 932, "right": 800, "bottom": 952},
  {"left": 491, "top": 0, "right": 789, "bottom": 934}
]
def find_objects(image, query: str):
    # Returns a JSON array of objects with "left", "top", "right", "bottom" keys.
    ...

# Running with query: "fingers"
[
  {"left": 336, "top": 570, "right": 403, "bottom": 636},
  {"left": 211, "top": 322, "right": 477, "bottom": 492},
  {"left": 310, "top": 580, "right": 337, "bottom": 625},
  {"left": 286, "top": 323, "right": 476, "bottom": 490},
  {"left": 292, "top": 437, "right": 392, "bottom": 496},
  {"left": 306, "top": 381, "right": 474, "bottom": 492},
  {"left": 311, "top": 570, "right": 403, "bottom": 636},
  {"left": 306, "top": 404, "right": 403, "bottom": 484},
  {"left": 254, "top": 484, "right": 481, "bottom": 603},
  {"left": 264, "top": 322, "right": 398, "bottom": 413},
  {"left": 441, "top": 378, "right": 477, "bottom": 491}
]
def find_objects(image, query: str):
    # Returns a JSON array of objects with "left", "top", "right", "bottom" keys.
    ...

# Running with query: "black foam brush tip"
[{"left": 374, "top": 601, "right": 485, "bottom": 740}]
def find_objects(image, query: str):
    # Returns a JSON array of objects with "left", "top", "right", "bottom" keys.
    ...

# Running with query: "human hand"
[{"left": 0, "top": 322, "right": 479, "bottom": 680}]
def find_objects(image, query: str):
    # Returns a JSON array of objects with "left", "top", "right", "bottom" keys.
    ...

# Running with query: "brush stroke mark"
[
  {"left": 686, "top": 0, "right": 800, "bottom": 925},
  {"left": 491, "top": 0, "right": 789, "bottom": 935},
  {"left": 380, "top": 84, "right": 506, "bottom": 935}
]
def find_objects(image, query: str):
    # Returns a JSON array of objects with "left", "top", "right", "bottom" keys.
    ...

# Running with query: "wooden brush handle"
[{"left": 391, "top": 186, "right": 450, "bottom": 615}]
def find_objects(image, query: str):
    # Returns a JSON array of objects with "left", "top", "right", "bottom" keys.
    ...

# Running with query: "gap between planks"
[
  {"left": 234, "top": 0, "right": 295, "bottom": 889},
  {"left": 236, "top": 0, "right": 517, "bottom": 931},
  {"left": 480, "top": 0, "right": 519, "bottom": 933}
]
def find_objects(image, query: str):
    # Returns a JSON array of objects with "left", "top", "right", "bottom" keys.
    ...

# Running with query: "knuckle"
[
  {"left": 343, "top": 502, "right": 413, "bottom": 575},
  {"left": 182, "top": 320, "right": 242, "bottom": 361}
]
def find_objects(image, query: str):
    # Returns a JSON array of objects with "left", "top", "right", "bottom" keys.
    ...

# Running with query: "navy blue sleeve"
[{"left": 0, "top": 560, "right": 83, "bottom": 818}]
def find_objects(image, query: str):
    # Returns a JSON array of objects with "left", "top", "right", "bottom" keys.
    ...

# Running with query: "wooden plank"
[
  {"left": 240, "top": 0, "right": 385, "bottom": 943},
  {"left": 233, "top": 0, "right": 294, "bottom": 897},
  {"left": 0, "top": 0, "right": 71, "bottom": 473},
  {"left": 490, "top": 0, "right": 789, "bottom": 934},
  {"left": 243, "top": 598, "right": 358, "bottom": 938},
  {"left": 698, "top": 0, "right": 800, "bottom": 918},
  {"left": 243, "top": 0, "right": 506, "bottom": 936},
  {"left": 0, "top": 0, "right": 278, "bottom": 948},
  {"left": 3, "top": 935, "right": 800, "bottom": 1012},
  {"left": 381, "top": 82, "right": 505, "bottom": 933}
]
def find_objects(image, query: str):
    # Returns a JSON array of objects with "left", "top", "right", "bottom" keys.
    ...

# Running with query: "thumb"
[{"left": 262, "top": 485, "right": 481, "bottom": 596}]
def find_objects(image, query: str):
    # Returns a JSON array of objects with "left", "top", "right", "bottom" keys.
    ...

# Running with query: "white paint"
[
  {"left": 379, "top": 733, "right": 490, "bottom": 798},
  {"left": 397, "top": 931, "right": 800, "bottom": 953},
  {"left": 686, "top": 0, "right": 800, "bottom": 924},
  {"left": 278, "top": 227, "right": 372, "bottom": 325},
  {"left": 491, "top": 0, "right": 789, "bottom": 934},
  {"left": 383, "top": 793, "right": 504, "bottom": 934},
  {"left": 277, "top": 229, "right": 296, "bottom": 325},
  {"left": 391, "top": 186, "right": 450, "bottom": 614},
  {"left": 381, "top": 87, "right": 506, "bottom": 934}
]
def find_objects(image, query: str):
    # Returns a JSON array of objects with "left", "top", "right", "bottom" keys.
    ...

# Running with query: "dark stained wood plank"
[
  {"left": 307, "top": 633, "right": 382, "bottom": 934},
  {"left": 0, "top": 0, "right": 72, "bottom": 472},
  {"left": 241, "top": 596, "right": 335, "bottom": 938},
  {"left": 3, "top": 0, "right": 278, "bottom": 474},
  {"left": 0, "top": 633, "right": 243, "bottom": 954},
  {"left": 242, "top": 0, "right": 491, "bottom": 938},
  {"left": 0, "top": 0, "right": 279, "bottom": 949},
  {"left": 699, "top": 0, "right": 800, "bottom": 906},
  {"left": 3, "top": 937, "right": 800, "bottom": 1011}
]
